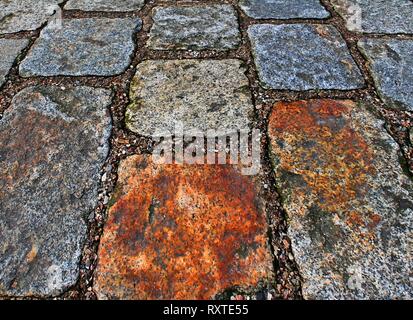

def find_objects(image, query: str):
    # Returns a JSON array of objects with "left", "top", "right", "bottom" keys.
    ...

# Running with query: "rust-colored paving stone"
[
  {"left": 94, "top": 155, "right": 273, "bottom": 300},
  {"left": 268, "top": 99, "right": 413, "bottom": 299}
]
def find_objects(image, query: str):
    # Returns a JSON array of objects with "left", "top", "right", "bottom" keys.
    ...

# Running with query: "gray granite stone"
[
  {"left": 148, "top": 5, "right": 241, "bottom": 50},
  {"left": 358, "top": 39, "right": 413, "bottom": 111},
  {"left": 239, "top": 0, "right": 330, "bottom": 19},
  {"left": 126, "top": 59, "right": 254, "bottom": 136},
  {"left": 269, "top": 99, "right": 413, "bottom": 299},
  {"left": 0, "top": 0, "right": 64, "bottom": 34},
  {"left": 0, "top": 86, "right": 112, "bottom": 297},
  {"left": 65, "top": 0, "right": 144, "bottom": 12},
  {"left": 0, "top": 39, "right": 29, "bottom": 87},
  {"left": 248, "top": 24, "right": 364, "bottom": 90},
  {"left": 20, "top": 18, "right": 141, "bottom": 77},
  {"left": 331, "top": 0, "right": 413, "bottom": 34}
]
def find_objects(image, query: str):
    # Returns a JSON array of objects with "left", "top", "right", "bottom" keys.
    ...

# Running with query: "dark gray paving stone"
[
  {"left": 65, "top": 0, "right": 144, "bottom": 12},
  {"left": 239, "top": 0, "right": 330, "bottom": 19},
  {"left": 148, "top": 5, "right": 240, "bottom": 50},
  {"left": 0, "top": 39, "right": 29, "bottom": 87},
  {"left": 248, "top": 24, "right": 365, "bottom": 90},
  {"left": 0, "top": 0, "right": 64, "bottom": 35},
  {"left": 358, "top": 39, "right": 413, "bottom": 111},
  {"left": 19, "top": 18, "right": 141, "bottom": 77},
  {"left": 331, "top": 0, "right": 413, "bottom": 34},
  {"left": 0, "top": 86, "right": 112, "bottom": 297}
]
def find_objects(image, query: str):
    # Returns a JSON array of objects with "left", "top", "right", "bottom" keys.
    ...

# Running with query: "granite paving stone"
[
  {"left": 1, "top": 0, "right": 411, "bottom": 301},
  {"left": 94, "top": 155, "right": 274, "bottom": 300},
  {"left": 268, "top": 99, "right": 413, "bottom": 299},
  {"left": 148, "top": 5, "right": 241, "bottom": 51},
  {"left": 248, "top": 24, "right": 364, "bottom": 90},
  {"left": 0, "top": 39, "right": 29, "bottom": 88},
  {"left": 19, "top": 18, "right": 141, "bottom": 77},
  {"left": 126, "top": 59, "right": 254, "bottom": 136},
  {"left": 331, "top": 0, "right": 413, "bottom": 34},
  {"left": 65, "top": 0, "right": 144, "bottom": 12},
  {"left": 0, "top": 86, "right": 112, "bottom": 297},
  {"left": 358, "top": 39, "right": 413, "bottom": 111},
  {"left": 239, "top": 0, "right": 330, "bottom": 19},
  {"left": 0, "top": 0, "right": 64, "bottom": 35}
]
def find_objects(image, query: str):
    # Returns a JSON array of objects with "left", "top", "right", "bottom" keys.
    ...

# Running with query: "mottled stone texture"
[
  {"left": 0, "top": 39, "right": 29, "bottom": 87},
  {"left": 20, "top": 18, "right": 141, "bottom": 77},
  {"left": 268, "top": 99, "right": 413, "bottom": 299},
  {"left": 358, "top": 39, "right": 413, "bottom": 111},
  {"left": 239, "top": 0, "right": 329, "bottom": 19},
  {"left": 0, "top": 86, "right": 112, "bottom": 297},
  {"left": 148, "top": 5, "right": 240, "bottom": 50},
  {"left": 126, "top": 59, "right": 254, "bottom": 136},
  {"left": 65, "top": 0, "right": 144, "bottom": 12},
  {"left": 94, "top": 155, "right": 273, "bottom": 300},
  {"left": 331, "top": 0, "right": 413, "bottom": 34},
  {"left": 0, "top": 0, "right": 64, "bottom": 34},
  {"left": 248, "top": 24, "right": 364, "bottom": 90}
]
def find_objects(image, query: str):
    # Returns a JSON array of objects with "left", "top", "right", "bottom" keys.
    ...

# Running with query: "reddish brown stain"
[
  {"left": 269, "top": 99, "right": 377, "bottom": 225},
  {"left": 0, "top": 107, "right": 73, "bottom": 196},
  {"left": 94, "top": 155, "right": 273, "bottom": 300}
]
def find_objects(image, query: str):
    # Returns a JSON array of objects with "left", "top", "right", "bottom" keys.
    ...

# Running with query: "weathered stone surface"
[
  {"left": 20, "top": 18, "right": 141, "bottom": 77},
  {"left": 148, "top": 5, "right": 240, "bottom": 50},
  {"left": 0, "top": 86, "right": 112, "bottom": 297},
  {"left": 248, "top": 24, "right": 364, "bottom": 90},
  {"left": 0, "top": 0, "right": 64, "bottom": 34},
  {"left": 358, "top": 39, "right": 413, "bottom": 111},
  {"left": 0, "top": 39, "right": 29, "bottom": 87},
  {"left": 268, "top": 99, "right": 413, "bottom": 299},
  {"left": 126, "top": 59, "right": 254, "bottom": 136},
  {"left": 331, "top": 0, "right": 413, "bottom": 34},
  {"left": 239, "top": 0, "right": 330, "bottom": 19},
  {"left": 94, "top": 155, "right": 273, "bottom": 299},
  {"left": 65, "top": 0, "right": 144, "bottom": 12}
]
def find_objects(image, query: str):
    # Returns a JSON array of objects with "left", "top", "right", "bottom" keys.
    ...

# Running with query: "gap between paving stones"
[{"left": 0, "top": 0, "right": 411, "bottom": 299}]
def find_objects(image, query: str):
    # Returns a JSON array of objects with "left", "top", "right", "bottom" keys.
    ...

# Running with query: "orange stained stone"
[
  {"left": 268, "top": 99, "right": 413, "bottom": 299},
  {"left": 269, "top": 99, "right": 375, "bottom": 215},
  {"left": 94, "top": 155, "right": 274, "bottom": 300}
]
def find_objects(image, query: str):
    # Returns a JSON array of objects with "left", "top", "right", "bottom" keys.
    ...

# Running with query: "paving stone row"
[{"left": 0, "top": 0, "right": 412, "bottom": 300}]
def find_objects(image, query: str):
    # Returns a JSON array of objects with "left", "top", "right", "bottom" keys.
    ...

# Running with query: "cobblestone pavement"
[{"left": 0, "top": 0, "right": 412, "bottom": 300}]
